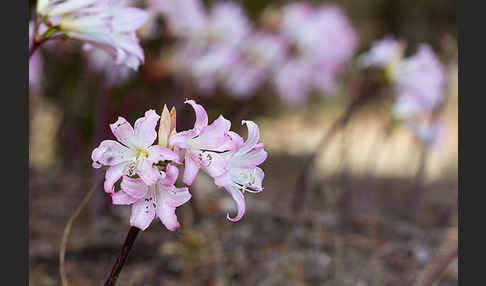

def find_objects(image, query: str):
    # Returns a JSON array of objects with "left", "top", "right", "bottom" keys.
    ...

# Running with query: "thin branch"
[{"left": 59, "top": 176, "right": 103, "bottom": 286}]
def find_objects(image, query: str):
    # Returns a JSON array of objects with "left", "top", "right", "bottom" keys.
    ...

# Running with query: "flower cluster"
[
  {"left": 359, "top": 37, "right": 447, "bottom": 148},
  {"left": 151, "top": 0, "right": 357, "bottom": 105},
  {"left": 91, "top": 100, "right": 267, "bottom": 231},
  {"left": 34, "top": 0, "right": 148, "bottom": 70}
]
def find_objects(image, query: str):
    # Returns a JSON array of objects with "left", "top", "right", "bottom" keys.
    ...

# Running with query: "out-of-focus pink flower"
[
  {"left": 166, "top": 1, "right": 250, "bottom": 93},
  {"left": 91, "top": 110, "right": 181, "bottom": 193},
  {"left": 407, "top": 120, "right": 446, "bottom": 149},
  {"left": 169, "top": 99, "right": 234, "bottom": 185},
  {"left": 223, "top": 32, "right": 286, "bottom": 98},
  {"left": 273, "top": 59, "right": 313, "bottom": 106},
  {"left": 392, "top": 44, "right": 445, "bottom": 119},
  {"left": 29, "top": 22, "right": 43, "bottom": 92},
  {"left": 275, "top": 3, "right": 358, "bottom": 104},
  {"left": 83, "top": 44, "right": 133, "bottom": 85},
  {"left": 37, "top": 0, "right": 149, "bottom": 70},
  {"left": 112, "top": 164, "right": 191, "bottom": 231},
  {"left": 214, "top": 121, "right": 267, "bottom": 222},
  {"left": 151, "top": 0, "right": 206, "bottom": 38},
  {"left": 358, "top": 36, "right": 405, "bottom": 69}
]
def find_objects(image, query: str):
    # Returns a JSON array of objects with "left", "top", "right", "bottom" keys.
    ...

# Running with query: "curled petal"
[
  {"left": 120, "top": 176, "right": 148, "bottom": 199},
  {"left": 91, "top": 140, "right": 131, "bottom": 167},
  {"left": 148, "top": 145, "right": 181, "bottom": 164},
  {"left": 225, "top": 185, "right": 246, "bottom": 222},
  {"left": 163, "top": 163, "right": 179, "bottom": 186},
  {"left": 185, "top": 99, "right": 208, "bottom": 134},
  {"left": 238, "top": 120, "right": 260, "bottom": 154},
  {"left": 182, "top": 152, "right": 200, "bottom": 186},
  {"left": 133, "top": 109, "right": 160, "bottom": 148},
  {"left": 104, "top": 163, "right": 126, "bottom": 193},
  {"left": 249, "top": 167, "right": 264, "bottom": 192},
  {"left": 110, "top": 117, "right": 135, "bottom": 148},
  {"left": 111, "top": 190, "right": 138, "bottom": 205},
  {"left": 137, "top": 159, "right": 161, "bottom": 186},
  {"left": 130, "top": 189, "right": 156, "bottom": 231}
]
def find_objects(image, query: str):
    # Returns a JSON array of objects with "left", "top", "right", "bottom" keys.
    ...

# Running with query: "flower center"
[{"left": 135, "top": 147, "right": 149, "bottom": 160}]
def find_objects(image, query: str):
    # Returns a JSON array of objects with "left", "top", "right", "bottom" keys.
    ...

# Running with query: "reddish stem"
[{"left": 104, "top": 227, "right": 140, "bottom": 286}]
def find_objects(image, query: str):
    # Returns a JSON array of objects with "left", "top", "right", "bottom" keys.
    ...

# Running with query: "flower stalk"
[{"left": 104, "top": 226, "right": 141, "bottom": 286}]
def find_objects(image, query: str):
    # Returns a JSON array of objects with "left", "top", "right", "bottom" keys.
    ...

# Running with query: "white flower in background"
[{"left": 36, "top": 0, "right": 149, "bottom": 70}]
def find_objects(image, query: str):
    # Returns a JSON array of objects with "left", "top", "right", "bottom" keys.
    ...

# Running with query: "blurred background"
[{"left": 29, "top": 0, "right": 457, "bottom": 285}]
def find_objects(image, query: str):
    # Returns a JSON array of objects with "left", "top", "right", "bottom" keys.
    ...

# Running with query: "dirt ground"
[{"left": 29, "top": 100, "right": 458, "bottom": 286}]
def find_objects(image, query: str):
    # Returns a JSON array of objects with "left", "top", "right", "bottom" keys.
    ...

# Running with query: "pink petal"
[
  {"left": 91, "top": 140, "right": 131, "bottom": 167},
  {"left": 182, "top": 152, "right": 200, "bottom": 186},
  {"left": 147, "top": 145, "right": 181, "bottom": 164},
  {"left": 111, "top": 190, "right": 139, "bottom": 205},
  {"left": 201, "top": 152, "right": 229, "bottom": 178},
  {"left": 233, "top": 148, "right": 267, "bottom": 168},
  {"left": 214, "top": 171, "right": 232, "bottom": 188},
  {"left": 130, "top": 189, "right": 156, "bottom": 231},
  {"left": 159, "top": 185, "right": 192, "bottom": 208},
  {"left": 110, "top": 117, "right": 135, "bottom": 148},
  {"left": 225, "top": 184, "right": 246, "bottom": 222},
  {"left": 163, "top": 163, "right": 179, "bottom": 186},
  {"left": 156, "top": 205, "right": 180, "bottom": 231},
  {"left": 228, "top": 131, "right": 244, "bottom": 150},
  {"left": 185, "top": 99, "right": 208, "bottom": 134},
  {"left": 249, "top": 167, "right": 264, "bottom": 192},
  {"left": 133, "top": 110, "right": 160, "bottom": 148},
  {"left": 193, "top": 115, "right": 234, "bottom": 152},
  {"left": 238, "top": 120, "right": 260, "bottom": 154},
  {"left": 120, "top": 176, "right": 148, "bottom": 199},
  {"left": 113, "top": 7, "right": 149, "bottom": 31},
  {"left": 137, "top": 159, "right": 161, "bottom": 186},
  {"left": 168, "top": 130, "right": 197, "bottom": 149},
  {"left": 104, "top": 163, "right": 126, "bottom": 193},
  {"left": 156, "top": 185, "right": 191, "bottom": 231}
]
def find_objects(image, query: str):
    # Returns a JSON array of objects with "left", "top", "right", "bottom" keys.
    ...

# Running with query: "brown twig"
[
  {"left": 104, "top": 226, "right": 141, "bottom": 286},
  {"left": 59, "top": 176, "right": 103, "bottom": 286}
]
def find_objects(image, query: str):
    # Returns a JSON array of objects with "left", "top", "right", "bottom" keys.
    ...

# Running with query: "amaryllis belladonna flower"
[
  {"left": 169, "top": 100, "right": 234, "bottom": 185},
  {"left": 214, "top": 121, "right": 267, "bottom": 222},
  {"left": 91, "top": 110, "right": 180, "bottom": 193},
  {"left": 36, "top": 0, "right": 148, "bottom": 70},
  {"left": 392, "top": 44, "right": 446, "bottom": 119},
  {"left": 113, "top": 164, "right": 191, "bottom": 231}
]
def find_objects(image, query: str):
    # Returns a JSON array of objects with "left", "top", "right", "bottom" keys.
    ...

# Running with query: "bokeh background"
[{"left": 29, "top": 0, "right": 457, "bottom": 285}]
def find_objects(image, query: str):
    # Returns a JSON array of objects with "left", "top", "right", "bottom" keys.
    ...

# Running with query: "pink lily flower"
[
  {"left": 91, "top": 110, "right": 180, "bottom": 193},
  {"left": 112, "top": 164, "right": 191, "bottom": 231},
  {"left": 169, "top": 100, "right": 234, "bottom": 186},
  {"left": 37, "top": 0, "right": 149, "bottom": 70},
  {"left": 214, "top": 121, "right": 267, "bottom": 222},
  {"left": 392, "top": 44, "right": 445, "bottom": 119},
  {"left": 358, "top": 36, "right": 405, "bottom": 69}
]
